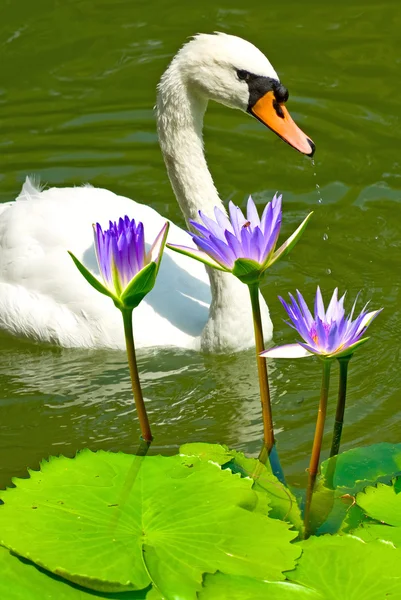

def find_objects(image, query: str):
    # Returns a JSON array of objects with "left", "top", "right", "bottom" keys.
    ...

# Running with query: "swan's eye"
[{"left": 237, "top": 69, "right": 251, "bottom": 82}]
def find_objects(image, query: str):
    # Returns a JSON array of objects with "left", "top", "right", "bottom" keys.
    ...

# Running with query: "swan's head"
[{"left": 170, "top": 32, "right": 314, "bottom": 156}]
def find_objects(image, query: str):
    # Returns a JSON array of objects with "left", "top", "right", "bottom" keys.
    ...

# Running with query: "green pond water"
[{"left": 1, "top": 0, "right": 400, "bottom": 490}]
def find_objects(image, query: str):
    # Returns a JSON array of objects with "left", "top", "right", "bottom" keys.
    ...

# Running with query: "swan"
[{"left": 0, "top": 33, "right": 314, "bottom": 352}]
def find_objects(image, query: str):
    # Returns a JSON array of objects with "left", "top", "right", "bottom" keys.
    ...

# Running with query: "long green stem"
[
  {"left": 248, "top": 283, "right": 275, "bottom": 453},
  {"left": 304, "top": 359, "right": 332, "bottom": 538},
  {"left": 122, "top": 309, "right": 153, "bottom": 442},
  {"left": 330, "top": 356, "right": 351, "bottom": 458}
]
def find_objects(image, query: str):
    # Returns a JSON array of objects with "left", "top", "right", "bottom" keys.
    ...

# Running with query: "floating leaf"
[
  {"left": 351, "top": 523, "right": 401, "bottom": 548},
  {"left": 356, "top": 478, "right": 401, "bottom": 526},
  {"left": 180, "top": 443, "right": 303, "bottom": 532},
  {"left": 0, "top": 451, "right": 299, "bottom": 598},
  {"left": 286, "top": 535, "right": 401, "bottom": 599},
  {"left": 225, "top": 451, "right": 303, "bottom": 532},
  {"left": 179, "top": 442, "right": 234, "bottom": 466},
  {"left": 321, "top": 443, "right": 401, "bottom": 491},
  {"left": 199, "top": 573, "right": 321, "bottom": 599},
  {"left": 338, "top": 503, "right": 375, "bottom": 533},
  {"left": 316, "top": 443, "right": 401, "bottom": 535},
  {"left": 0, "top": 546, "right": 152, "bottom": 600}
]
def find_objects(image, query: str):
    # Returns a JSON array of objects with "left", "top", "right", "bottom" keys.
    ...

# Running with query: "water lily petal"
[
  {"left": 147, "top": 222, "right": 169, "bottom": 273},
  {"left": 296, "top": 290, "right": 314, "bottom": 328},
  {"left": 277, "top": 286, "right": 381, "bottom": 359},
  {"left": 260, "top": 344, "right": 313, "bottom": 359},
  {"left": 246, "top": 195, "right": 260, "bottom": 227},
  {"left": 224, "top": 229, "right": 243, "bottom": 258},
  {"left": 214, "top": 206, "right": 233, "bottom": 235},
  {"left": 228, "top": 201, "right": 247, "bottom": 239},
  {"left": 198, "top": 211, "right": 225, "bottom": 241},
  {"left": 315, "top": 286, "right": 325, "bottom": 320},
  {"left": 189, "top": 220, "right": 214, "bottom": 240},
  {"left": 355, "top": 308, "right": 383, "bottom": 335}
]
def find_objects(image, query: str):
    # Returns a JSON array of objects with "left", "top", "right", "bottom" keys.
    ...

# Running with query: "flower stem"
[
  {"left": 248, "top": 283, "right": 275, "bottom": 452},
  {"left": 330, "top": 356, "right": 351, "bottom": 458},
  {"left": 303, "top": 359, "right": 332, "bottom": 538},
  {"left": 121, "top": 309, "right": 153, "bottom": 443}
]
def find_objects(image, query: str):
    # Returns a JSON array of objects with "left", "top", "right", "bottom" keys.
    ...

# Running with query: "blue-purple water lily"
[
  {"left": 262, "top": 287, "right": 382, "bottom": 360},
  {"left": 69, "top": 216, "right": 169, "bottom": 310},
  {"left": 168, "top": 195, "right": 313, "bottom": 284}
]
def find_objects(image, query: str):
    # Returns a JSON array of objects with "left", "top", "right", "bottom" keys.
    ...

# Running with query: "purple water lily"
[
  {"left": 93, "top": 217, "right": 166, "bottom": 296},
  {"left": 261, "top": 287, "right": 382, "bottom": 360},
  {"left": 168, "top": 195, "right": 312, "bottom": 283},
  {"left": 69, "top": 216, "right": 169, "bottom": 444},
  {"left": 69, "top": 216, "right": 169, "bottom": 309}
]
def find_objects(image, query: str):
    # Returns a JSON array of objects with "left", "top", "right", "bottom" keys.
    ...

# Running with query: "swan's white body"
[{"left": 0, "top": 33, "right": 295, "bottom": 352}]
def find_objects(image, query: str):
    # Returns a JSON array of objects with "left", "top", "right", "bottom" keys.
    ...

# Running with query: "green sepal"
[
  {"left": 120, "top": 262, "right": 157, "bottom": 309},
  {"left": 329, "top": 337, "right": 369, "bottom": 359},
  {"left": 232, "top": 258, "right": 262, "bottom": 284},
  {"left": 269, "top": 211, "right": 314, "bottom": 267},
  {"left": 68, "top": 252, "right": 118, "bottom": 303}
]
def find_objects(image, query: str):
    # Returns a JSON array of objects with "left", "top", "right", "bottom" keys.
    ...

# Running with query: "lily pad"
[
  {"left": 351, "top": 523, "right": 401, "bottom": 548},
  {"left": 321, "top": 443, "right": 401, "bottom": 491},
  {"left": 199, "top": 573, "right": 322, "bottom": 599},
  {"left": 224, "top": 451, "right": 303, "bottom": 532},
  {"left": 0, "top": 450, "right": 299, "bottom": 598},
  {"left": 356, "top": 478, "right": 401, "bottom": 526},
  {"left": 0, "top": 546, "right": 152, "bottom": 600},
  {"left": 180, "top": 443, "right": 303, "bottom": 532},
  {"left": 315, "top": 443, "right": 401, "bottom": 535},
  {"left": 286, "top": 535, "right": 401, "bottom": 599},
  {"left": 179, "top": 442, "right": 234, "bottom": 466}
]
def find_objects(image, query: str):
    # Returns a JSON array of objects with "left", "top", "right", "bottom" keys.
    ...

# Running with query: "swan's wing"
[{"left": 0, "top": 179, "right": 210, "bottom": 348}]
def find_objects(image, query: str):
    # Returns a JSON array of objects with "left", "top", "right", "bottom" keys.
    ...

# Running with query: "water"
[{"left": 1, "top": 0, "right": 401, "bottom": 490}]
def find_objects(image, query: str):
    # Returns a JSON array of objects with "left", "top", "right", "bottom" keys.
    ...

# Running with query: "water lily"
[
  {"left": 261, "top": 287, "right": 382, "bottom": 360},
  {"left": 168, "top": 194, "right": 311, "bottom": 481},
  {"left": 261, "top": 286, "right": 382, "bottom": 537},
  {"left": 69, "top": 217, "right": 169, "bottom": 310},
  {"left": 69, "top": 216, "right": 169, "bottom": 443},
  {"left": 168, "top": 194, "right": 312, "bottom": 284}
]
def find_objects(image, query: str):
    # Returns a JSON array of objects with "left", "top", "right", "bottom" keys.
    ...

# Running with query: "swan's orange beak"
[{"left": 250, "top": 91, "right": 315, "bottom": 156}]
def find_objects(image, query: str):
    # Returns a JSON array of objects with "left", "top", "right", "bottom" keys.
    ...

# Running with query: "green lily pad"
[
  {"left": 0, "top": 546, "right": 152, "bottom": 600},
  {"left": 321, "top": 443, "right": 401, "bottom": 491},
  {"left": 180, "top": 443, "right": 303, "bottom": 532},
  {"left": 225, "top": 451, "right": 303, "bottom": 532},
  {"left": 351, "top": 523, "right": 401, "bottom": 547},
  {"left": 286, "top": 535, "right": 401, "bottom": 599},
  {"left": 315, "top": 443, "right": 401, "bottom": 535},
  {"left": 356, "top": 478, "right": 401, "bottom": 526},
  {"left": 199, "top": 573, "right": 322, "bottom": 599},
  {"left": 0, "top": 450, "right": 299, "bottom": 598},
  {"left": 179, "top": 442, "right": 234, "bottom": 466},
  {"left": 338, "top": 503, "right": 376, "bottom": 533}
]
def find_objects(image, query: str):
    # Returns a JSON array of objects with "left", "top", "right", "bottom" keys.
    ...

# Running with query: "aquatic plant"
[
  {"left": 69, "top": 217, "right": 169, "bottom": 442},
  {"left": 262, "top": 287, "right": 382, "bottom": 536},
  {"left": 168, "top": 195, "right": 312, "bottom": 462},
  {"left": 1, "top": 443, "right": 401, "bottom": 598}
]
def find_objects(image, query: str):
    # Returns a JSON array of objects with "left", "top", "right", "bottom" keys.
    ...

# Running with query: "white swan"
[{"left": 0, "top": 33, "right": 314, "bottom": 352}]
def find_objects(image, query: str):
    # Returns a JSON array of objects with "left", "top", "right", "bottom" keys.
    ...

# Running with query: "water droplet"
[{"left": 323, "top": 233, "right": 328, "bottom": 241}]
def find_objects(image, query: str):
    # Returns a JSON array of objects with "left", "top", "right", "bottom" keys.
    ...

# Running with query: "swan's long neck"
[
  {"left": 156, "top": 59, "right": 271, "bottom": 351},
  {"left": 157, "top": 64, "right": 221, "bottom": 224}
]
